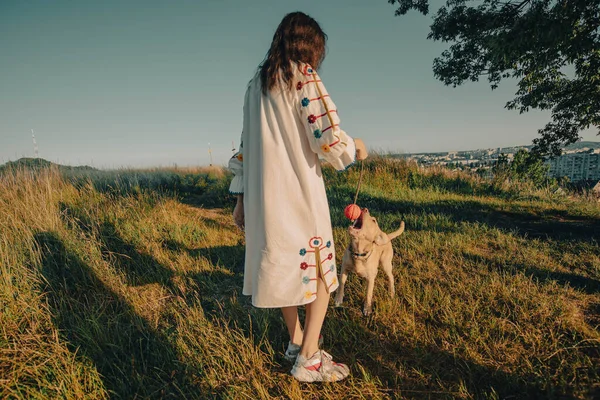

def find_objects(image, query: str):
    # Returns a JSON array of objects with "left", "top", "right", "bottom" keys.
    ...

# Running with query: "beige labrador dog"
[{"left": 334, "top": 208, "right": 405, "bottom": 315}]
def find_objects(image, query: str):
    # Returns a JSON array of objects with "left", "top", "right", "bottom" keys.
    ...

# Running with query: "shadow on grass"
[
  {"left": 171, "top": 241, "right": 290, "bottom": 370},
  {"left": 175, "top": 242, "right": 248, "bottom": 316},
  {"left": 98, "top": 221, "right": 175, "bottom": 286},
  {"left": 187, "top": 245, "right": 245, "bottom": 274},
  {"left": 179, "top": 192, "right": 233, "bottom": 211},
  {"left": 53, "top": 203, "right": 256, "bottom": 397},
  {"left": 332, "top": 315, "right": 556, "bottom": 399},
  {"left": 35, "top": 231, "right": 194, "bottom": 398},
  {"left": 59, "top": 202, "right": 175, "bottom": 287},
  {"left": 462, "top": 251, "right": 600, "bottom": 295}
]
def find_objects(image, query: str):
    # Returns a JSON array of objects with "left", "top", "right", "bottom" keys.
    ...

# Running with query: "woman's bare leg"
[
  {"left": 300, "top": 277, "right": 329, "bottom": 358},
  {"left": 281, "top": 306, "right": 303, "bottom": 345}
]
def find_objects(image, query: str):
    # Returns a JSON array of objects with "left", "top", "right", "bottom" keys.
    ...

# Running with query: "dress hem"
[{"left": 242, "top": 288, "right": 337, "bottom": 309}]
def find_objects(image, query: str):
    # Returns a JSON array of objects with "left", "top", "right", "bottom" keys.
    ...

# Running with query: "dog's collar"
[{"left": 351, "top": 248, "right": 373, "bottom": 260}]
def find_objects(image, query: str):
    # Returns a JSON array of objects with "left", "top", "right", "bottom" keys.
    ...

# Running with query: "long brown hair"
[{"left": 259, "top": 12, "right": 327, "bottom": 94}]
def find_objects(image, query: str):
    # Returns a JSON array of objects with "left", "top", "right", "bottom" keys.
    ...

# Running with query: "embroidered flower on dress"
[
  {"left": 296, "top": 82, "right": 303, "bottom": 91},
  {"left": 329, "top": 265, "right": 335, "bottom": 272},
  {"left": 308, "top": 115, "right": 317, "bottom": 124},
  {"left": 305, "top": 291, "right": 314, "bottom": 299},
  {"left": 309, "top": 238, "right": 322, "bottom": 247},
  {"left": 313, "top": 129, "right": 322, "bottom": 139},
  {"left": 302, "top": 276, "right": 310, "bottom": 284},
  {"left": 321, "top": 144, "right": 331, "bottom": 153},
  {"left": 327, "top": 253, "right": 333, "bottom": 261},
  {"left": 301, "top": 98, "right": 310, "bottom": 107},
  {"left": 299, "top": 249, "right": 307, "bottom": 256},
  {"left": 326, "top": 240, "right": 331, "bottom": 248},
  {"left": 300, "top": 262, "right": 308, "bottom": 270}
]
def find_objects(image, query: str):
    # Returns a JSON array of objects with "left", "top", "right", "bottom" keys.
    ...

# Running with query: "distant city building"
[
  {"left": 394, "top": 142, "right": 599, "bottom": 180},
  {"left": 546, "top": 150, "right": 600, "bottom": 182}
]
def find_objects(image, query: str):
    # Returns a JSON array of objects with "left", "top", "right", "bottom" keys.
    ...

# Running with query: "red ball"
[{"left": 344, "top": 204, "right": 361, "bottom": 221}]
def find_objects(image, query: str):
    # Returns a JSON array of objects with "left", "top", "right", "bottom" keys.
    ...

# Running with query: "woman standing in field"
[{"left": 228, "top": 11, "right": 368, "bottom": 382}]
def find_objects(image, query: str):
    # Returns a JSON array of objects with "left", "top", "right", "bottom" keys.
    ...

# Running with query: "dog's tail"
[{"left": 387, "top": 221, "right": 405, "bottom": 241}]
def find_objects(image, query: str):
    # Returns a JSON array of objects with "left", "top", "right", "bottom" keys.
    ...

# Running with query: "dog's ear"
[{"left": 374, "top": 232, "right": 390, "bottom": 246}]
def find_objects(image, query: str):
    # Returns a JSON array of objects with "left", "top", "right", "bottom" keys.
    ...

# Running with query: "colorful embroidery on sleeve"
[
  {"left": 297, "top": 66, "right": 347, "bottom": 154},
  {"left": 300, "top": 96, "right": 330, "bottom": 109},
  {"left": 301, "top": 64, "right": 314, "bottom": 76},
  {"left": 311, "top": 71, "right": 336, "bottom": 134},
  {"left": 322, "top": 124, "right": 338, "bottom": 133},
  {"left": 296, "top": 79, "right": 322, "bottom": 91},
  {"left": 307, "top": 110, "right": 338, "bottom": 125}
]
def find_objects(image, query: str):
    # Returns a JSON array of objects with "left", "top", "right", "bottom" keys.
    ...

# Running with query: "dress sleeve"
[
  {"left": 228, "top": 133, "right": 244, "bottom": 194},
  {"left": 296, "top": 65, "right": 356, "bottom": 171}
]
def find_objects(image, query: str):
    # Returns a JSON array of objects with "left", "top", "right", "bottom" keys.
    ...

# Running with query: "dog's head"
[{"left": 348, "top": 208, "right": 389, "bottom": 253}]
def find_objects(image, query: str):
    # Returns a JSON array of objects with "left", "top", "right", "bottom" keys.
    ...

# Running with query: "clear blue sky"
[{"left": 1, "top": 0, "right": 597, "bottom": 168}]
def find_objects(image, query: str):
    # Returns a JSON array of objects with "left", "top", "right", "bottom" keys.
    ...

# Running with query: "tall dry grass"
[{"left": 1, "top": 160, "right": 599, "bottom": 399}]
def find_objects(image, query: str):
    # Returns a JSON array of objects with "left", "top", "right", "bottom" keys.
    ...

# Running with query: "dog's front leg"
[
  {"left": 363, "top": 273, "right": 377, "bottom": 316},
  {"left": 334, "top": 264, "right": 348, "bottom": 307}
]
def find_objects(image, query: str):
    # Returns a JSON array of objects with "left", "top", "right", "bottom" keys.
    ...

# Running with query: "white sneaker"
[
  {"left": 290, "top": 350, "right": 350, "bottom": 382},
  {"left": 284, "top": 334, "right": 323, "bottom": 362}
]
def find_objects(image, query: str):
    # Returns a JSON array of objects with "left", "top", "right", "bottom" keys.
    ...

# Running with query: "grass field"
[{"left": 1, "top": 159, "right": 599, "bottom": 399}]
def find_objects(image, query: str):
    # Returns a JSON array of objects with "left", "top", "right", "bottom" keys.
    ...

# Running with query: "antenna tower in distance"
[{"left": 31, "top": 129, "right": 39, "bottom": 158}]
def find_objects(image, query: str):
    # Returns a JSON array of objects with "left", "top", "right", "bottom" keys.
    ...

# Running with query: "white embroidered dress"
[{"left": 228, "top": 63, "right": 356, "bottom": 308}]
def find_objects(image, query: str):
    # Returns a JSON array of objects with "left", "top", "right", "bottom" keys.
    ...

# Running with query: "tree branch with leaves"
[{"left": 389, "top": 0, "right": 600, "bottom": 156}]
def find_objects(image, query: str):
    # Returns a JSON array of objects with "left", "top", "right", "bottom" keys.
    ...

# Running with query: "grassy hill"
[
  {"left": 1, "top": 159, "right": 599, "bottom": 399},
  {"left": 0, "top": 157, "right": 97, "bottom": 174}
]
